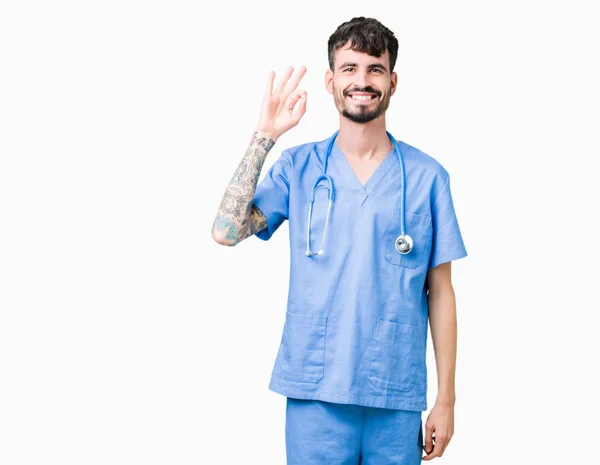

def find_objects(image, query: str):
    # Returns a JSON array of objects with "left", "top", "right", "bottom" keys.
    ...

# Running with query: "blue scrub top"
[{"left": 252, "top": 131, "right": 468, "bottom": 411}]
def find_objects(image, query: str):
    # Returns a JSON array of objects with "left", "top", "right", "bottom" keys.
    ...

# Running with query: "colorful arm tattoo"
[{"left": 212, "top": 132, "right": 275, "bottom": 245}]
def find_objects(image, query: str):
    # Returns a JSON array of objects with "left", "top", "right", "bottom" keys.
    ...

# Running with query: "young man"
[{"left": 212, "top": 16, "right": 467, "bottom": 465}]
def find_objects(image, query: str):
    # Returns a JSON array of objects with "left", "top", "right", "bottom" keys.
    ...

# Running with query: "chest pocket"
[{"left": 384, "top": 211, "right": 432, "bottom": 269}]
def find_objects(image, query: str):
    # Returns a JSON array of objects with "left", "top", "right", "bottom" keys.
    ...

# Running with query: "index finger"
[{"left": 422, "top": 439, "right": 444, "bottom": 461}]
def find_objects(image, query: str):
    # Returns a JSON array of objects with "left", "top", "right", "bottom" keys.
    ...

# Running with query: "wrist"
[
  {"left": 435, "top": 393, "right": 456, "bottom": 407},
  {"left": 254, "top": 128, "right": 279, "bottom": 142}
]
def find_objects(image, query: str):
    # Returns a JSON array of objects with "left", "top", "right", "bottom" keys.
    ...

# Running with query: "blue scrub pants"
[{"left": 285, "top": 397, "right": 423, "bottom": 465}]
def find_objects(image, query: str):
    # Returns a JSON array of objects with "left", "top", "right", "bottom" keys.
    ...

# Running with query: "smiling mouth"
[{"left": 347, "top": 94, "right": 378, "bottom": 102}]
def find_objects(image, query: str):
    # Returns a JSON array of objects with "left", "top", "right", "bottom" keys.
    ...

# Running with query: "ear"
[
  {"left": 390, "top": 71, "right": 398, "bottom": 96},
  {"left": 325, "top": 69, "right": 333, "bottom": 95}
]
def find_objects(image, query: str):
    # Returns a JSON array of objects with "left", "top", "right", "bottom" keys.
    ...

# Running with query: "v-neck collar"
[{"left": 331, "top": 138, "right": 398, "bottom": 204}]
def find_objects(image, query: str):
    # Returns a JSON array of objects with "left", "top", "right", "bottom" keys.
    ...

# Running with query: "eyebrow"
[{"left": 338, "top": 62, "right": 388, "bottom": 72}]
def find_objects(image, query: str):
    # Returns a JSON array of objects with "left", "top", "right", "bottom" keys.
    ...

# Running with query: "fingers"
[
  {"left": 281, "top": 66, "right": 306, "bottom": 96},
  {"left": 422, "top": 432, "right": 450, "bottom": 461},
  {"left": 287, "top": 90, "right": 307, "bottom": 118},
  {"left": 423, "top": 423, "right": 434, "bottom": 457},
  {"left": 264, "top": 70, "right": 275, "bottom": 98},
  {"left": 295, "top": 93, "right": 308, "bottom": 118},
  {"left": 270, "top": 65, "right": 307, "bottom": 97},
  {"left": 261, "top": 67, "right": 308, "bottom": 135},
  {"left": 274, "top": 66, "right": 294, "bottom": 95}
]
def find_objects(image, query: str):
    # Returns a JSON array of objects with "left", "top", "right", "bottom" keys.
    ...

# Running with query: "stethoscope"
[{"left": 306, "top": 130, "right": 412, "bottom": 257}]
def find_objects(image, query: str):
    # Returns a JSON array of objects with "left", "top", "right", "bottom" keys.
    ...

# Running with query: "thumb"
[{"left": 291, "top": 92, "right": 307, "bottom": 121}]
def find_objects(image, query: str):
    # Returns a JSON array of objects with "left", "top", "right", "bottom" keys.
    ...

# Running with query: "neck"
[{"left": 336, "top": 115, "right": 392, "bottom": 161}]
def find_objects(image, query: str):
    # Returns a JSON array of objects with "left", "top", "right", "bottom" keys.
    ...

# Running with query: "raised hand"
[{"left": 256, "top": 66, "right": 308, "bottom": 140}]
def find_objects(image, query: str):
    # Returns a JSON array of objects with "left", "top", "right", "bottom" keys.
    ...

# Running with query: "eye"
[
  {"left": 371, "top": 69, "right": 383, "bottom": 73},
  {"left": 343, "top": 67, "right": 353, "bottom": 72}
]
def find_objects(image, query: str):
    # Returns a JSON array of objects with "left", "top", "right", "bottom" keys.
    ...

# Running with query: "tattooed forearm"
[{"left": 212, "top": 131, "right": 276, "bottom": 245}]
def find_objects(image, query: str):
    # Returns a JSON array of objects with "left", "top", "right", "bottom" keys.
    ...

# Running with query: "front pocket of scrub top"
[
  {"left": 279, "top": 311, "right": 327, "bottom": 383},
  {"left": 384, "top": 211, "right": 432, "bottom": 269},
  {"left": 368, "top": 319, "right": 418, "bottom": 392}
]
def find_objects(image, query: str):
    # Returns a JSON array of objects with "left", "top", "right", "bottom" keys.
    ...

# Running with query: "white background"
[{"left": 1, "top": 1, "right": 599, "bottom": 464}]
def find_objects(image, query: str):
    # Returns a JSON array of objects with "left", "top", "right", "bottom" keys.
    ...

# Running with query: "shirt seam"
[{"left": 430, "top": 172, "right": 450, "bottom": 211}]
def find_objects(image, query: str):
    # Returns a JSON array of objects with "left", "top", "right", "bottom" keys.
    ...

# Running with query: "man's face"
[{"left": 326, "top": 41, "right": 397, "bottom": 124}]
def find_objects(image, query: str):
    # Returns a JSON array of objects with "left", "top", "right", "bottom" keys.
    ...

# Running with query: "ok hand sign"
[{"left": 256, "top": 66, "right": 308, "bottom": 140}]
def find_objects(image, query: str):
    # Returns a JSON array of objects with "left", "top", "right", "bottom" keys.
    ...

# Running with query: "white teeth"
[{"left": 350, "top": 95, "right": 374, "bottom": 100}]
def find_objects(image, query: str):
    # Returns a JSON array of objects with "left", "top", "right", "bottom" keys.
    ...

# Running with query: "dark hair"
[{"left": 327, "top": 17, "right": 399, "bottom": 72}]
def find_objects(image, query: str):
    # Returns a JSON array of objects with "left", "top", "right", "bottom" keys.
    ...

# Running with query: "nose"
[{"left": 354, "top": 69, "right": 370, "bottom": 88}]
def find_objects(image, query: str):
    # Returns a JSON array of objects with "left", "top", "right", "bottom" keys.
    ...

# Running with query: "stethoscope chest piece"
[{"left": 395, "top": 234, "right": 413, "bottom": 254}]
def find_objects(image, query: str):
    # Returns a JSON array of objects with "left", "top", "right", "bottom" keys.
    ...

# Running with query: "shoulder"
[
  {"left": 283, "top": 136, "right": 331, "bottom": 157},
  {"left": 398, "top": 140, "right": 451, "bottom": 199},
  {"left": 279, "top": 135, "right": 333, "bottom": 169},
  {"left": 398, "top": 140, "right": 449, "bottom": 179}
]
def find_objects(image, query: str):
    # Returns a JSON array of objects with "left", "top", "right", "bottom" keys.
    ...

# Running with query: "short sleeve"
[
  {"left": 428, "top": 173, "right": 468, "bottom": 269},
  {"left": 252, "top": 150, "right": 291, "bottom": 241}
]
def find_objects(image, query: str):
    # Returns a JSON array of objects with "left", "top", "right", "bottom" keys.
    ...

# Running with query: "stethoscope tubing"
[{"left": 306, "top": 130, "right": 409, "bottom": 256}]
